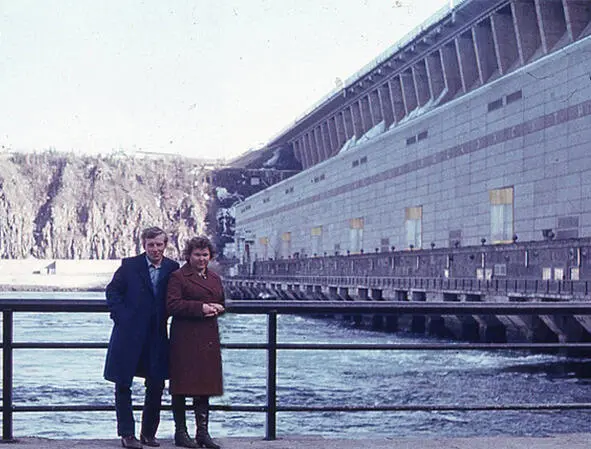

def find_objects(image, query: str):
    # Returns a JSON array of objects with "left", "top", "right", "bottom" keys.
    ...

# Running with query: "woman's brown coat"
[{"left": 166, "top": 263, "right": 225, "bottom": 396}]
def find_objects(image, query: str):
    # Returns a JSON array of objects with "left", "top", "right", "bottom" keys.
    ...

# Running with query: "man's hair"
[
  {"left": 182, "top": 236, "right": 216, "bottom": 262},
  {"left": 141, "top": 226, "right": 168, "bottom": 244}
]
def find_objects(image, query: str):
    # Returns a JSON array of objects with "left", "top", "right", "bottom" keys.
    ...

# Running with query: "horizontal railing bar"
[
  {"left": 1, "top": 343, "right": 267, "bottom": 350},
  {"left": 4, "top": 343, "right": 109, "bottom": 349},
  {"left": 5, "top": 403, "right": 591, "bottom": 413},
  {"left": 7, "top": 342, "right": 591, "bottom": 350},
  {"left": 3, "top": 299, "right": 591, "bottom": 315},
  {"left": 3, "top": 405, "right": 266, "bottom": 413},
  {"left": 275, "top": 403, "right": 591, "bottom": 412},
  {"left": 0, "top": 299, "right": 106, "bottom": 312},
  {"left": 223, "top": 343, "right": 268, "bottom": 349},
  {"left": 269, "top": 342, "right": 591, "bottom": 350},
  {"left": 228, "top": 275, "right": 589, "bottom": 293},
  {"left": 225, "top": 300, "right": 591, "bottom": 315},
  {"left": 231, "top": 275, "right": 587, "bottom": 286},
  {"left": 227, "top": 277, "right": 591, "bottom": 301}
]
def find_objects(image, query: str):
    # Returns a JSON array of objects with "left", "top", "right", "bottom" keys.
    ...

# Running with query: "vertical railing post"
[
  {"left": 265, "top": 311, "right": 277, "bottom": 440},
  {"left": 3, "top": 309, "right": 14, "bottom": 441}
]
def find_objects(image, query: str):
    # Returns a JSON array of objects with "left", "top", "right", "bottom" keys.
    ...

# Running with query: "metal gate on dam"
[{"left": 225, "top": 238, "right": 591, "bottom": 346}]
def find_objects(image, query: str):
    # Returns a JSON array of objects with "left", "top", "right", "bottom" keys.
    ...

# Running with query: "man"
[{"left": 104, "top": 227, "right": 180, "bottom": 448}]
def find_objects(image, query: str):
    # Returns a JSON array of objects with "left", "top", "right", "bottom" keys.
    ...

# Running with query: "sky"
[{"left": 0, "top": 0, "right": 452, "bottom": 161}]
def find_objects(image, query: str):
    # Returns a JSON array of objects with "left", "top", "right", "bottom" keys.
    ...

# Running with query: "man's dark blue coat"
[{"left": 103, "top": 253, "right": 179, "bottom": 385}]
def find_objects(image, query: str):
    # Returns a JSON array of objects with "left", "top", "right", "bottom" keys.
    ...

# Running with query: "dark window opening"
[
  {"left": 506, "top": 90, "right": 523, "bottom": 104},
  {"left": 487, "top": 98, "right": 503, "bottom": 112}
]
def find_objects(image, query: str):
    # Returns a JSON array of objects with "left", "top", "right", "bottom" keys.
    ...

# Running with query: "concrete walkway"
[{"left": 7, "top": 434, "right": 591, "bottom": 449}]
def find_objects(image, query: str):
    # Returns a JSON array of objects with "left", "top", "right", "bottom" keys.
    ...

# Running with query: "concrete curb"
[{"left": 8, "top": 433, "right": 591, "bottom": 449}]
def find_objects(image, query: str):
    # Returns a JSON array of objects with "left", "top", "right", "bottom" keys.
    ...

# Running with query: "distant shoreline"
[
  {"left": 0, "top": 284, "right": 105, "bottom": 292},
  {"left": 0, "top": 259, "right": 117, "bottom": 292}
]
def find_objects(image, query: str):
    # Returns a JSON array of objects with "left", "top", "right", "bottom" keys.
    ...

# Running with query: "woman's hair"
[{"left": 183, "top": 236, "right": 216, "bottom": 262}]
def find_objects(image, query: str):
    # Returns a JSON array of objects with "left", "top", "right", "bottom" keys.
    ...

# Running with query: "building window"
[
  {"left": 406, "top": 131, "right": 428, "bottom": 145},
  {"left": 281, "top": 232, "right": 292, "bottom": 258},
  {"left": 490, "top": 187, "right": 513, "bottom": 243},
  {"left": 449, "top": 229, "right": 462, "bottom": 247},
  {"left": 405, "top": 206, "right": 422, "bottom": 249},
  {"left": 487, "top": 98, "right": 503, "bottom": 112},
  {"left": 349, "top": 217, "right": 364, "bottom": 254},
  {"left": 506, "top": 90, "right": 523, "bottom": 104},
  {"left": 556, "top": 215, "right": 579, "bottom": 239},
  {"left": 259, "top": 236, "right": 269, "bottom": 260},
  {"left": 493, "top": 263, "right": 507, "bottom": 276},
  {"left": 311, "top": 226, "right": 323, "bottom": 256}
]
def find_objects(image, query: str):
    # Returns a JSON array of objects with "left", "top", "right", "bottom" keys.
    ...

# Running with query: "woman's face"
[{"left": 189, "top": 247, "right": 211, "bottom": 271}]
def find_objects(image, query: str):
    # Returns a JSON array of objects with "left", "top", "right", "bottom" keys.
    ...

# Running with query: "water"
[{"left": 2, "top": 291, "right": 591, "bottom": 439}]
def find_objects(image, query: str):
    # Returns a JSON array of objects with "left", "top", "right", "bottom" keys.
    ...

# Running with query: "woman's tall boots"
[
  {"left": 171, "top": 395, "right": 197, "bottom": 448},
  {"left": 194, "top": 396, "right": 221, "bottom": 449}
]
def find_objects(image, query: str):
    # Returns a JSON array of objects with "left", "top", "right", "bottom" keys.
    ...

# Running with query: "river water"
[{"left": 2, "top": 291, "right": 591, "bottom": 439}]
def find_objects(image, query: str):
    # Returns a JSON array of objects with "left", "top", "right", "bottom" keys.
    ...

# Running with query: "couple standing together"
[{"left": 103, "top": 227, "right": 225, "bottom": 449}]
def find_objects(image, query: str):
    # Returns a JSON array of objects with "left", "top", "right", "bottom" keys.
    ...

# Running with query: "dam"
[{"left": 216, "top": 0, "right": 591, "bottom": 346}]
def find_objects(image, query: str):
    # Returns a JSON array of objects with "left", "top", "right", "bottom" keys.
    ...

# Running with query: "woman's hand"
[
  {"left": 202, "top": 303, "right": 224, "bottom": 317},
  {"left": 210, "top": 303, "right": 225, "bottom": 313}
]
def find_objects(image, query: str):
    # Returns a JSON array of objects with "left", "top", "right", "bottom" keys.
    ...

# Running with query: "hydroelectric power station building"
[{"left": 229, "top": 0, "right": 591, "bottom": 335}]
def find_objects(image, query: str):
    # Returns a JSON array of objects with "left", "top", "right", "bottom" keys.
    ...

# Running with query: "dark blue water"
[{"left": 2, "top": 292, "right": 591, "bottom": 439}]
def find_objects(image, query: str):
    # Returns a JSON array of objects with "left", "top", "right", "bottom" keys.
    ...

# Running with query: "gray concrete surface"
[{"left": 7, "top": 434, "right": 591, "bottom": 449}]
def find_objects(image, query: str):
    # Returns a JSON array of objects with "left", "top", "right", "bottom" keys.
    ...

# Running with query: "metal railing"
[
  {"left": 228, "top": 275, "right": 591, "bottom": 298},
  {"left": 3, "top": 298, "right": 591, "bottom": 442}
]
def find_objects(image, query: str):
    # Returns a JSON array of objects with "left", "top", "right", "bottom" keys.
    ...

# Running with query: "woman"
[{"left": 166, "top": 236, "right": 225, "bottom": 449}]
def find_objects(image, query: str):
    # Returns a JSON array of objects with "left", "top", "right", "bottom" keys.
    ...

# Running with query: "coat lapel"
[
  {"left": 161, "top": 258, "right": 176, "bottom": 276},
  {"left": 136, "top": 253, "right": 154, "bottom": 297},
  {"left": 182, "top": 264, "right": 218, "bottom": 296}
]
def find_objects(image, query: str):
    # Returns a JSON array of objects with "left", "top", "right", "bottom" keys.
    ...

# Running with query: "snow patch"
[{"left": 338, "top": 136, "right": 357, "bottom": 154}]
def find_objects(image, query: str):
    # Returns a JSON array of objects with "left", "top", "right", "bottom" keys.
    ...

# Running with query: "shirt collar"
[{"left": 146, "top": 255, "right": 162, "bottom": 269}]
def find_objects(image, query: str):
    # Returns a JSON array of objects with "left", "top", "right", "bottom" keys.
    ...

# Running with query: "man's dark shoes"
[
  {"left": 140, "top": 434, "right": 160, "bottom": 447},
  {"left": 121, "top": 435, "right": 143, "bottom": 449}
]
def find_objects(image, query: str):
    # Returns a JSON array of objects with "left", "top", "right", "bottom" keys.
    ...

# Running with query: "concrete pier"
[{"left": 8, "top": 434, "right": 591, "bottom": 449}]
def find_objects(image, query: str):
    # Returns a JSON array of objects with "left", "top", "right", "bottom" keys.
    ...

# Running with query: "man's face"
[{"left": 143, "top": 234, "right": 167, "bottom": 265}]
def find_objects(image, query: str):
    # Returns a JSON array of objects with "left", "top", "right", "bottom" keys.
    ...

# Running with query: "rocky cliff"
[{"left": 0, "top": 151, "right": 210, "bottom": 260}]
